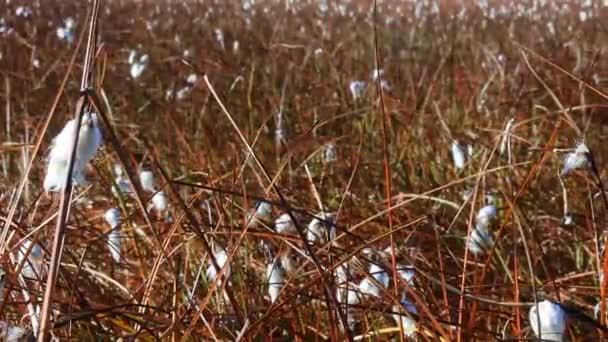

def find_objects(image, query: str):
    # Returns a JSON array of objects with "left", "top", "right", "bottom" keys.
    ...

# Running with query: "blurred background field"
[{"left": 2, "top": 0, "right": 608, "bottom": 340}]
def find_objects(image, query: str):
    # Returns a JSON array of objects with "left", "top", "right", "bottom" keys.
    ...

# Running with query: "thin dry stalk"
[{"left": 38, "top": 1, "right": 101, "bottom": 339}]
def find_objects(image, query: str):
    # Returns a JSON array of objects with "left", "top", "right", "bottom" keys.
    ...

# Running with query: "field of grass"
[{"left": 2, "top": 0, "right": 608, "bottom": 340}]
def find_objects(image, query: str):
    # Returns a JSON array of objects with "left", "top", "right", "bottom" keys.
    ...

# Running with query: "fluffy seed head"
[
  {"left": 206, "top": 246, "right": 230, "bottom": 283},
  {"left": 266, "top": 260, "right": 284, "bottom": 303},
  {"left": 561, "top": 141, "right": 591, "bottom": 176},
  {"left": 451, "top": 140, "right": 466, "bottom": 170},
  {"left": 275, "top": 213, "right": 296, "bottom": 234},
  {"left": 349, "top": 81, "right": 366, "bottom": 99},
  {"left": 44, "top": 112, "right": 102, "bottom": 192},
  {"left": 528, "top": 300, "right": 566, "bottom": 342},
  {"left": 152, "top": 191, "right": 168, "bottom": 212},
  {"left": 104, "top": 208, "right": 121, "bottom": 229},
  {"left": 107, "top": 229, "right": 121, "bottom": 263},
  {"left": 139, "top": 170, "right": 155, "bottom": 192},
  {"left": 392, "top": 302, "right": 418, "bottom": 337}
]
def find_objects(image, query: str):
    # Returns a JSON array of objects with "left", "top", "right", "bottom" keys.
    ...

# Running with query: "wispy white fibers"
[
  {"left": 43, "top": 112, "right": 103, "bottom": 192},
  {"left": 275, "top": 213, "right": 296, "bottom": 234},
  {"left": 56, "top": 17, "right": 75, "bottom": 43},
  {"left": 266, "top": 258, "right": 284, "bottom": 303},
  {"left": 247, "top": 201, "right": 272, "bottom": 228},
  {"left": 451, "top": 140, "right": 466, "bottom": 169},
  {"left": 111, "top": 164, "right": 133, "bottom": 197},
  {"left": 372, "top": 68, "right": 390, "bottom": 90},
  {"left": 129, "top": 51, "right": 149, "bottom": 79},
  {"left": 476, "top": 204, "right": 497, "bottom": 227},
  {"left": 206, "top": 245, "right": 230, "bottom": 283},
  {"left": 529, "top": 300, "right": 566, "bottom": 342},
  {"left": 335, "top": 263, "right": 360, "bottom": 331},
  {"left": 323, "top": 143, "right": 337, "bottom": 164},
  {"left": 561, "top": 141, "right": 591, "bottom": 176},
  {"left": 306, "top": 212, "right": 336, "bottom": 244},
  {"left": 392, "top": 300, "right": 418, "bottom": 338},
  {"left": 104, "top": 208, "right": 122, "bottom": 263},
  {"left": 499, "top": 118, "right": 516, "bottom": 156},
  {"left": 152, "top": 191, "right": 168, "bottom": 212},
  {"left": 358, "top": 262, "right": 389, "bottom": 298},
  {"left": 139, "top": 169, "right": 155, "bottom": 192},
  {"left": 349, "top": 81, "right": 366, "bottom": 100},
  {"left": 467, "top": 204, "right": 497, "bottom": 256}
]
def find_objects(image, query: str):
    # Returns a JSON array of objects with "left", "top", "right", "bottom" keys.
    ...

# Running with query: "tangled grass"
[{"left": 2, "top": 0, "right": 608, "bottom": 340}]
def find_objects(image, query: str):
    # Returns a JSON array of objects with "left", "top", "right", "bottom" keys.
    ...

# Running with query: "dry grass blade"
[{"left": 203, "top": 75, "right": 353, "bottom": 340}]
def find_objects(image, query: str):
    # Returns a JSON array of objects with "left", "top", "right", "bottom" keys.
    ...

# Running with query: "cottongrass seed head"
[
  {"left": 306, "top": 212, "right": 336, "bottom": 243},
  {"left": 104, "top": 208, "right": 121, "bottom": 228},
  {"left": 451, "top": 140, "right": 466, "bottom": 170},
  {"left": 561, "top": 141, "right": 591, "bottom": 176},
  {"left": 467, "top": 204, "right": 497, "bottom": 256},
  {"left": 139, "top": 169, "right": 155, "bottom": 192},
  {"left": 152, "top": 190, "right": 168, "bottom": 212},
  {"left": 44, "top": 112, "right": 103, "bottom": 192},
  {"left": 275, "top": 213, "right": 296, "bottom": 234},
  {"left": 266, "top": 259, "right": 284, "bottom": 304},
  {"left": 529, "top": 300, "right": 566, "bottom": 342},
  {"left": 104, "top": 208, "right": 122, "bottom": 263},
  {"left": 348, "top": 80, "right": 366, "bottom": 100},
  {"left": 206, "top": 245, "right": 230, "bottom": 283},
  {"left": 392, "top": 301, "right": 418, "bottom": 338}
]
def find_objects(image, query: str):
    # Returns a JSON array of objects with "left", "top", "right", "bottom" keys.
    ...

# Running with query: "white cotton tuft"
[
  {"left": 266, "top": 260, "right": 284, "bottom": 303},
  {"left": 206, "top": 247, "right": 230, "bottom": 283},
  {"left": 139, "top": 170, "right": 155, "bottom": 192},
  {"left": 275, "top": 213, "right": 296, "bottom": 234},
  {"left": 306, "top": 212, "right": 336, "bottom": 244},
  {"left": 152, "top": 191, "right": 168, "bottom": 212},
  {"left": 499, "top": 118, "right": 515, "bottom": 156},
  {"left": 336, "top": 263, "right": 350, "bottom": 284},
  {"left": 247, "top": 201, "right": 272, "bottom": 227},
  {"left": 397, "top": 265, "right": 415, "bottom": 285},
  {"left": 111, "top": 164, "right": 133, "bottom": 196},
  {"left": 254, "top": 201, "right": 272, "bottom": 220},
  {"left": 370, "top": 263, "right": 389, "bottom": 289},
  {"left": 451, "top": 140, "right": 466, "bottom": 170},
  {"left": 186, "top": 73, "right": 198, "bottom": 86},
  {"left": 104, "top": 208, "right": 122, "bottom": 263},
  {"left": 128, "top": 50, "right": 137, "bottom": 65},
  {"left": 43, "top": 158, "right": 68, "bottom": 192},
  {"left": 335, "top": 268, "right": 360, "bottom": 331},
  {"left": 467, "top": 223, "right": 494, "bottom": 256},
  {"left": 44, "top": 112, "right": 102, "bottom": 192},
  {"left": 467, "top": 204, "right": 498, "bottom": 256},
  {"left": 104, "top": 208, "right": 121, "bottom": 228},
  {"left": 107, "top": 229, "right": 121, "bottom": 263},
  {"left": 323, "top": 143, "right": 338, "bottom": 163},
  {"left": 349, "top": 81, "right": 366, "bottom": 100},
  {"left": 176, "top": 87, "right": 191, "bottom": 100},
  {"left": 392, "top": 301, "right": 418, "bottom": 337},
  {"left": 358, "top": 277, "right": 380, "bottom": 297},
  {"left": 528, "top": 300, "right": 566, "bottom": 342},
  {"left": 358, "top": 262, "right": 389, "bottom": 298},
  {"left": 56, "top": 17, "right": 75, "bottom": 43},
  {"left": 561, "top": 141, "right": 591, "bottom": 176},
  {"left": 130, "top": 53, "right": 149, "bottom": 79},
  {"left": 372, "top": 68, "right": 384, "bottom": 81},
  {"left": 476, "top": 204, "right": 497, "bottom": 227}
]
